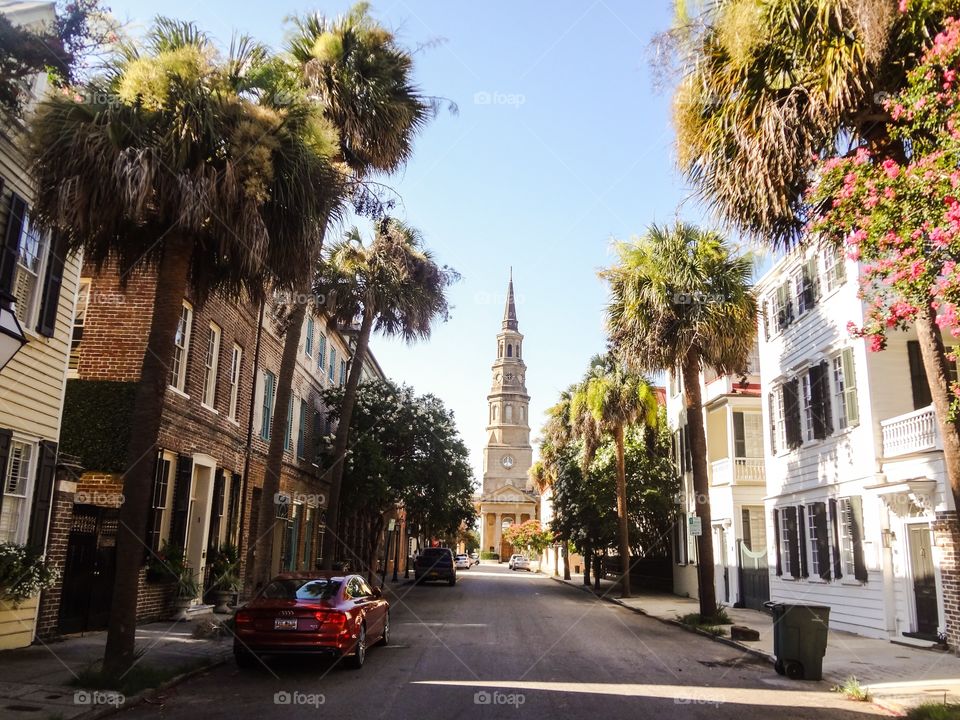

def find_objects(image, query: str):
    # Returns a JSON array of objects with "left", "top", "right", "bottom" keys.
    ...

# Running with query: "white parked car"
[
  {"left": 512, "top": 556, "right": 531, "bottom": 571},
  {"left": 454, "top": 554, "right": 471, "bottom": 569}
]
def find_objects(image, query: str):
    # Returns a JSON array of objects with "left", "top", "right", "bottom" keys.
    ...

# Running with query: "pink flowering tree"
[{"left": 809, "top": 17, "right": 960, "bottom": 510}]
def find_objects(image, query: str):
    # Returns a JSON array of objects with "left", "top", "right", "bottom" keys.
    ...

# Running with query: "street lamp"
[{"left": 0, "top": 292, "right": 27, "bottom": 371}]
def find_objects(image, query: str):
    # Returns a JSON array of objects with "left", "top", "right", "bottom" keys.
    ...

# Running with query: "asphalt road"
[{"left": 118, "top": 564, "right": 887, "bottom": 720}]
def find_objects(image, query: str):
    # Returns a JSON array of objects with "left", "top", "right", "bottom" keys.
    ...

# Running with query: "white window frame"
[
  {"left": 305, "top": 316, "right": 314, "bottom": 358},
  {"left": 806, "top": 504, "right": 822, "bottom": 578},
  {"left": 12, "top": 213, "right": 50, "bottom": 329},
  {"left": 156, "top": 451, "right": 176, "bottom": 547},
  {"left": 0, "top": 438, "right": 38, "bottom": 544},
  {"left": 201, "top": 322, "right": 221, "bottom": 410},
  {"left": 170, "top": 301, "right": 193, "bottom": 393},
  {"left": 228, "top": 344, "right": 242, "bottom": 422},
  {"left": 68, "top": 278, "right": 92, "bottom": 376},
  {"left": 778, "top": 508, "right": 794, "bottom": 578},
  {"left": 793, "top": 268, "right": 809, "bottom": 316},
  {"left": 838, "top": 497, "right": 857, "bottom": 578},
  {"left": 823, "top": 244, "right": 846, "bottom": 293},
  {"left": 771, "top": 386, "right": 786, "bottom": 454},
  {"left": 800, "top": 371, "right": 815, "bottom": 442}
]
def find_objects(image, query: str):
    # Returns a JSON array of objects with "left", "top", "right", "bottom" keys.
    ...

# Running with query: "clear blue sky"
[{"left": 107, "top": 0, "right": 716, "bottom": 483}]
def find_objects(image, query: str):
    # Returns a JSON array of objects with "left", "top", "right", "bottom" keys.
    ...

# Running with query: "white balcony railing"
[
  {"left": 710, "top": 457, "right": 765, "bottom": 486},
  {"left": 880, "top": 405, "right": 942, "bottom": 458}
]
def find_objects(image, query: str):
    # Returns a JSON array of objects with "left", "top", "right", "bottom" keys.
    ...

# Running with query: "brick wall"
[
  {"left": 35, "top": 478, "right": 75, "bottom": 639},
  {"left": 935, "top": 510, "right": 960, "bottom": 650}
]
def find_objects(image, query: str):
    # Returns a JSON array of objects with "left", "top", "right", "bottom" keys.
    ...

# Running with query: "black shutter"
[
  {"left": 813, "top": 502, "right": 831, "bottom": 580},
  {"left": 829, "top": 498, "right": 843, "bottom": 579},
  {"left": 37, "top": 232, "right": 67, "bottom": 337},
  {"left": 169, "top": 454, "right": 193, "bottom": 549},
  {"left": 907, "top": 340, "right": 933, "bottom": 410},
  {"left": 145, "top": 452, "right": 167, "bottom": 554},
  {"left": 805, "top": 257, "right": 820, "bottom": 307},
  {"left": 783, "top": 379, "right": 802, "bottom": 449},
  {"left": 0, "top": 192, "right": 26, "bottom": 295},
  {"left": 27, "top": 440, "right": 57, "bottom": 553},
  {"left": 227, "top": 472, "right": 241, "bottom": 543},
  {"left": 809, "top": 366, "right": 826, "bottom": 439},
  {"left": 849, "top": 496, "right": 868, "bottom": 582},
  {"left": 818, "top": 360, "right": 833, "bottom": 436},
  {"left": 784, "top": 507, "right": 799, "bottom": 578},
  {"left": 0, "top": 428, "right": 10, "bottom": 521},
  {"left": 797, "top": 505, "right": 809, "bottom": 578},
  {"left": 207, "top": 468, "right": 225, "bottom": 552}
]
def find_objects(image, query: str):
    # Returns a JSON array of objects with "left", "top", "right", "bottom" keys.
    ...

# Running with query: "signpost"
[{"left": 689, "top": 516, "right": 703, "bottom": 536}]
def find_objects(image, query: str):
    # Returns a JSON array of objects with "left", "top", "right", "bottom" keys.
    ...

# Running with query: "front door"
[
  {"left": 908, "top": 524, "right": 940, "bottom": 639},
  {"left": 715, "top": 526, "right": 729, "bottom": 604},
  {"left": 185, "top": 464, "right": 214, "bottom": 601},
  {"left": 59, "top": 505, "right": 118, "bottom": 634}
]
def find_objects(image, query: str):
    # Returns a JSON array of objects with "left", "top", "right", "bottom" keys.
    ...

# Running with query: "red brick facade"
[{"left": 934, "top": 510, "right": 960, "bottom": 649}]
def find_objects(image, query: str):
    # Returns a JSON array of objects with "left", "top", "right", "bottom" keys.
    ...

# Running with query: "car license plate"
[{"left": 274, "top": 618, "right": 297, "bottom": 630}]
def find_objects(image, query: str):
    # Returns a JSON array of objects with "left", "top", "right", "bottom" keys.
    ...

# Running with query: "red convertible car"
[{"left": 233, "top": 572, "right": 390, "bottom": 669}]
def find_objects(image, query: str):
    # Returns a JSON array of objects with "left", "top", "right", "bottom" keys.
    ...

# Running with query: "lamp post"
[{"left": 0, "top": 292, "right": 27, "bottom": 371}]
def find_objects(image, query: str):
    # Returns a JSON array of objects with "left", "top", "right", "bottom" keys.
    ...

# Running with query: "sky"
[{"left": 105, "top": 0, "right": 715, "bottom": 484}]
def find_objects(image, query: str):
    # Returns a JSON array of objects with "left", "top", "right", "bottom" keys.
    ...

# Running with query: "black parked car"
[{"left": 414, "top": 547, "right": 456, "bottom": 586}]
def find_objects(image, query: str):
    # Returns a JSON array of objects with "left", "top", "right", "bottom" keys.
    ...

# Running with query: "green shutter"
[{"left": 841, "top": 347, "right": 859, "bottom": 427}]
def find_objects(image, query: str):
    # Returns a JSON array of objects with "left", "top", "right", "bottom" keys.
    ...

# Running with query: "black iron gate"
[
  {"left": 737, "top": 539, "right": 770, "bottom": 611},
  {"left": 59, "top": 504, "right": 118, "bottom": 634}
]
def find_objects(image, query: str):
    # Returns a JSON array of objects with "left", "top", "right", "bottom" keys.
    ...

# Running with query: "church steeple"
[{"left": 502, "top": 268, "right": 518, "bottom": 331}]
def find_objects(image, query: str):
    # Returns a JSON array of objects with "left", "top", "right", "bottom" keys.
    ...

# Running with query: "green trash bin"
[{"left": 766, "top": 602, "right": 830, "bottom": 680}]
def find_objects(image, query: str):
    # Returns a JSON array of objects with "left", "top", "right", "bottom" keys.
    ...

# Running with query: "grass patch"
[
  {"left": 70, "top": 658, "right": 208, "bottom": 696},
  {"left": 832, "top": 676, "right": 872, "bottom": 702},
  {"left": 907, "top": 702, "right": 960, "bottom": 720},
  {"left": 679, "top": 603, "right": 733, "bottom": 629}
]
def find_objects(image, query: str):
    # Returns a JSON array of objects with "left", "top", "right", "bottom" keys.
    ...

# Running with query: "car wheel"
[
  {"left": 378, "top": 611, "right": 390, "bottom": 646},
  {"left": 348, "top": 624, "right": 366, "bottom": 670},
  {"left": 234, "top": 649, "right": 258, "bottom": 670}
]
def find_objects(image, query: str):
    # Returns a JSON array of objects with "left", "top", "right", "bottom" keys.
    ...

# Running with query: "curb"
[{"left": 76, "top": 653, "right": 230, "bottom": 720}]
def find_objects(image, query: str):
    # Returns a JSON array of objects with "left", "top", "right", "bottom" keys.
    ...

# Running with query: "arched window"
[
  {"left": 493, "top": 405, "right": 499, "bottom": 421},
  {"left": 517, "top": 343, "right": 521, "bottom": 358},
  {"left": 498, "top": 343, "right": 503, "bottom": 358},
  {"left": 505, "top": 404, "right": 513, "bottom": 422},
  {"left": 507, "top": 344, "right": 513, "bottom": 357}
]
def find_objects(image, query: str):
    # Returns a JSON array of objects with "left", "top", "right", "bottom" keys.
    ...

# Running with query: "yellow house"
[{"left": 0, "top": 0, "right": 82, "bottom": 649}]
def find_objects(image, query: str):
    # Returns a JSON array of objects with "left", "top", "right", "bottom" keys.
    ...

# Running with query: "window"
[
  {"left": 769, "top": 387, "right": 786, "bottom": 454},
  {"left": 201, "top": 323, "right": 221, "bottom": 408},
  {"left": 838, "top": 497, "right": 868, "bottom": 581},
  {"left": 806, "top": 505, "right": 822, "bottom": 577},
  {"left": 505, "top": 404, "right": 513, "bottom": 423},
  {"left": 823, "top": 244, "right": 846, "bottom": 292},
  {"left": 260, "top": 371, "right": 275, "bottom": 440},
  {"left": 317, "top": 334, "right": 326, "bottom": 372},
  {"left": 305, "top": 316, "right": 314, "bottom": 358},
  {"left": 507, "top": 344, "right": 513, "bottom": 357},
  {"left": 12, "top": 214, "right": 48, "bottom": 326},
  {"left": 674, "top": 510, "right": 689, "bottom": 564},
  {"left": 774, "top": 506, "right": 800, "bottom": 579},
  {"left": 146, "top": 454, "right": 173, "bottom": 552},
  {"left": 285, "top": 394, "right": 294, "bottom": 451},
  {"left": 801, "top": 373, "right": 814, "bottom": 442},
  {"left": 794, "top": 257, "right": 820, "bottom": 316},
  {"left": 733, "top": 412, "right": 763, "bottom": 457},
  {"left": 297, "top": 397, "right": 308, "bottom": 459},
  {"left": 329, "top": 347, "right": 336, "bottom": 382},
  {"left": 832, "top": 348, "right": 859, "bottom": 430},
  {"left": 68, "top": 278, "right": 91, "bottom": 373},
  {"left": 339, "top": 359, "right": 346, "bottom": 386},
  {"left": 772, "top": 281, "right": 793, "bottom": 331},
  {"left": 0, "top": 440, "right": 35, "bottom": 543},
  {"left": 228, "top": 345, "right": 242, "bottom": 421},
  {"left": 741, "top": 506, "right": 767, "bottom": 553},
  {"left": 170, "top": 302, "right": 193, "bottom": 391}
]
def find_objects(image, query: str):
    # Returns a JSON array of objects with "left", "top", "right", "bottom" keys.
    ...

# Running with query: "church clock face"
[{"left": 501, "top": 454, "right": 515, "bottom": 469}]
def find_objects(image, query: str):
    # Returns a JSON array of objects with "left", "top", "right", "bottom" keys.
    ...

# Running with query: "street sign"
[{"left": 688, "top": 516, "right": 702, "bottom": 536}]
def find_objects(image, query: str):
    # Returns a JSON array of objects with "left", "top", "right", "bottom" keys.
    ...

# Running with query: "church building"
[{"left": 476, "top": 273, "right": 539, "bottom": 558}]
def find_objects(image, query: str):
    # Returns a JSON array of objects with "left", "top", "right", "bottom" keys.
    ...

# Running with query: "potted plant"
[
  {"left": 173, "top": 571, "right": 201, "bottom": 620},
  {"left": 208, "top": 544, "right": 240, "bottom": 613},
  {"left": 146, "top": 541, "right": 186, "bottom": 584},
  {"left": 0, "top": 543, "right": 59, "bottom": 650}
]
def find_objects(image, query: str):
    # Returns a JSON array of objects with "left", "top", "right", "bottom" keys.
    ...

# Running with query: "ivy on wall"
[{"left": 61, "top": 380, "right": 136, "bottom": 472}]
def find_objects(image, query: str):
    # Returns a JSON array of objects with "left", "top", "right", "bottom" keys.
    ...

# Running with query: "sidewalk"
[
  {"left": 0, "top": 617, "right": 233, "bottom": 720},
  {"left": 551, "top": 573, "right": 960, "bottom": 715}
]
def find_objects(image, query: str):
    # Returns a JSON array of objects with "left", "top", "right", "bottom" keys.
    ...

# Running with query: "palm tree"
[
  {"left": 532, "top": 387, "right": 576, "bottom": 579},
  {"left": 314, "top": 218, "right": 457, "bottom": 570},
  {"left": 570, "top": 355, "right": 658, "bottom": 598},
  {"left": 601, "top": 222, "right": 756, "bottom": 617},
  {"left": 670, "top": 0, "right": 960, "bottom": 515},
  {"left": 251, "top": 3, "right": 434, "bottom": 588},
  {"left": 27, "top": 20, "right": 339, "bottom": 675}
]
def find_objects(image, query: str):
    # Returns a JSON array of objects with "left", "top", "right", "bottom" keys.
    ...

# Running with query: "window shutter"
[
  {"left": 829, "top": 498, "right": 843, "bottom": 579},
  {"left": 0, "top": 428, "right": 10, "bottom": 521},
  {"left": 37, "top": 232, "right": 67, "bottom": 337},
  {"left": 805, "top": 257, "right": 820, "bottom": 306},
  {"left": 768, "top": 392, "right": 778, "bottom": 455},
  {"left": 809, "top": 364, "right": 831, "bottom": 439},
  {"left": 227, "top": 472, "right": 241, "bottom": 542},
  {"left": 169, "top": 454, "right": 193, "bottom": 549},
  {"left": 783, "top": 379, "right": 802, "bottom": 449},
  {"left": 907, "top": 340, "right": 933, "bottom": 410},
  {"left": 841, "top": 347, "right": 859, "bottom": 426},
  {"left": 207, "top": 468, "right": 225, "bottom": 553},
  {"left": 848, "top": 495, "right": 868, "bottom": 582},
  {"left": 27, "top": 440, "right": 57, "bottom": 554},
  {"left": 0, "top": 192, "right": 26, "bottom": 295},
  {"left": 776, "top": 284, "right": 788, "bottom": 329},
  {"left": 818, "top": 360, "right": 833, "bottom": 436},
  {"left": 145, "top": 451, "right": 167, "bottom": 554},
  {"left": 813, "top": 502, "right": 831, "bottom": 580},
  {"left": 796, "top": 505, "right": 809, "bottom": 578}
]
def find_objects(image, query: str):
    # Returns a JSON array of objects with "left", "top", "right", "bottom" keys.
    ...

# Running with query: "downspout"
[{"left": 237, "top": 298, "right": 265, "bottom": 598}]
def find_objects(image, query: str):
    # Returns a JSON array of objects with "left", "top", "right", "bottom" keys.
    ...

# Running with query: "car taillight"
[
  {"left": 235, "top": 610, "right": 253, "bottom": 628},
  {"left": 316, "top": 611, "right": 348, "bottom": 633}
]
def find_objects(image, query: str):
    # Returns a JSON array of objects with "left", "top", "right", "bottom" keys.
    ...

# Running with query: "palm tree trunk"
[
  {"left": 320, "top": 307, "right": 375, "bottom": 569},
  {"left": 682, "top": 353, "right": 717, "bottom": 619},
  {"left": 251, "top": 299, "right": 306, "bottom": 589},
  {"left": 614, "top": 424, "right": 631, "bottom": 598},
  {"left": 915, "top": 303, "right": 960, "bottom": 513},
  {"left": 103, "top": 234, "right": 192, "bottom": 677}
]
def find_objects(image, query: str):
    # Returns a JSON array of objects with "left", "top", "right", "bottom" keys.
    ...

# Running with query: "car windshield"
[{"left": 260, "top": 578, "right": 341, "bottom": 600}]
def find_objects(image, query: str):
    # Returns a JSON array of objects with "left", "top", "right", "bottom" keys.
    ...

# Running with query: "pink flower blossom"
[
  {"left": 882, "top": 159, "right": 900, "bottom": 179},
  {"left": 899, "top": 0, "right": 908, "bottom": 12}
]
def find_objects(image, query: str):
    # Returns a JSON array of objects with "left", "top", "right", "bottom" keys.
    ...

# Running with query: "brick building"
[{"left": 38, "top": 258, "right": 385, "bottom": 636}]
